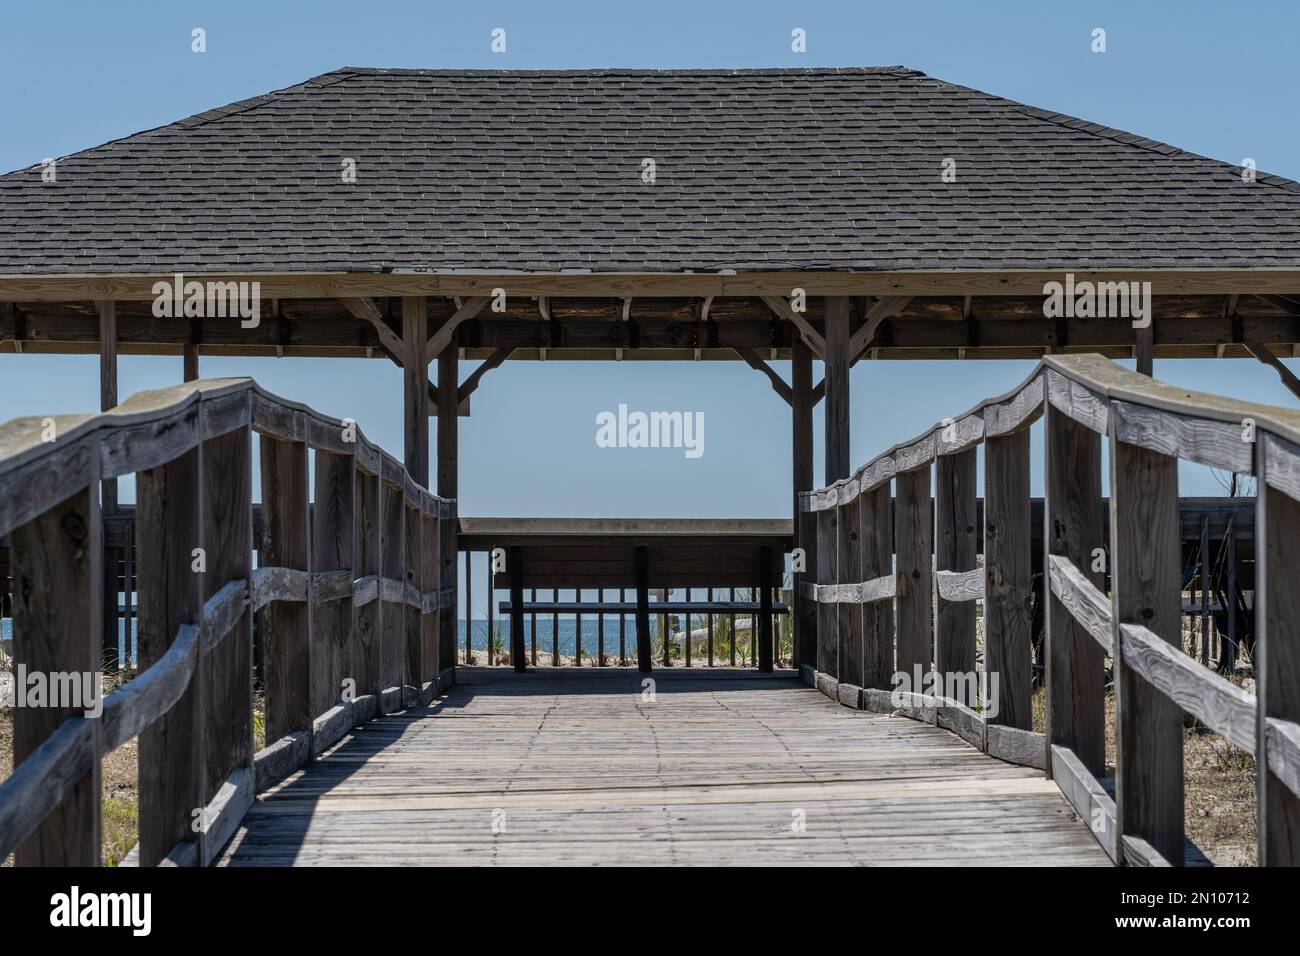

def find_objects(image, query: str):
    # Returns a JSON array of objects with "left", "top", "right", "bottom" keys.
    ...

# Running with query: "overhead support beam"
[
  {"left": 1245, "top": 341, "right": 1300, "bottom": 402},
  {"left": 823, "top": 297, "right": 851, "bottom": 484},
  {"left": 761, "top": 294, "right": 825, "bottom": 358},
  {"left": 848, "top": 295, "right": 913, "bottom": 361},
  {"left": 340, "top": 297, "right": 403, "bottom": 356},
  {"left": 426, "top": 296, "right": 490, "bottom": 365},
  {"left": 733, "top": 346, "right": 792, "bottom": 405},
  {"left": 1135, "top": 319, "right": 1154, "bottom": 376},
  {"left": 456, "top": 347, "right": 513, "bottom": 406}
]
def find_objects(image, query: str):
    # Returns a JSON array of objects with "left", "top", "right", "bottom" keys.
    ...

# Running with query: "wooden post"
[
  {"left": 464, "top": 548, "right": 473, "bottom": 664},
  {"left": 312, "top": 451, "right": 354, "bottom": 715},
  {"left": 11, "top": 486, "right": 103, "bottom": 865},
  {"left": 183, "top": 343, "right": 199, "bottom": 382},
  {"left": 791, "top": 337, "right": 816, "bottom": 671},
  {"left": 510, "top": 545, "right": 525, "bottom": 672},
  {"left": 402, "top": 297, "right": 430, "bottom": 486},
  {"left": 1110, "top": 436, "right": 1184, "bottom": 864},
  {"left": 1044, "top": 404, "right": 1106, "bottom": 777},
  {"left": 983, "top": 428, "right": 1033, "bottom": 729},
  {"left": 99, "top": 300, "right": 118, "bottom": 670},
  {"left": 758, "top": 545, "right": 774, "bottom": 673},
  {"left": 635, "top": 546, "right": 652, "bottom": 672},
  {"left": 354, "top": 470, "right": 381, "bottom": 697},
  {"left": 599, "top": 587, "right": 608, "bottom": 667},
  {"left": 530, "top": 587, "right": 538, "bottom": 667},
  {"left": 404, "top": 500, "right": 422, "bottom": 704},
  {"left": 935, "top": 448, "right": 978, "bottom": 701},
  {"left": 259, "top": 437, "right": 311, "bottom": 743},
  {"left": 823, "top": 297, "right": 851, "bottom": 484},
  {"left": 861, "top": 485, "right": 894, "bottom": 689},
  {"left": 136, "top": 448, "right": 203, "bottom": 865},
  {"left": 895, "top": 468, "right": 932, "bottom": 674},
  {"left": 486, "top": 548, "right": 495, "bottom": 665},
  {"left": 201, "top": 425, "right": 253, "bottom": 802},
  {"left": 421, "top": 509, "right": 439, "bottom": 694},
  {"left": 552, "top": 587, "right": 560, "bottom": 666},
  {"left": 1135, "top": 322, "right": 1154, "bottom": 377},
  {"left": 815, "top": 507, "right": 838, "bottom": 678},
  {"left": 437, "top": 339, "right": 458, "bottom": 674},
  {"left": 1256, "top": 447, "right": 1300, "bottom": 865},
  {"left": 837, "top": 498, "right": 862, "bottom": 687},
  {"left": 440, "top": 503, "right": 456, "bottom": 672}
]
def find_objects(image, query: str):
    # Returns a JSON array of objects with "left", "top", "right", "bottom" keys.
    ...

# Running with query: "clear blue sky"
[{"left": 2, "top": 0, "right": 1298, "bottom": 516}]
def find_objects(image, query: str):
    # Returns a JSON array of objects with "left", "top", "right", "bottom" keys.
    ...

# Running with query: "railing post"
[
  {"left": 1256, "top": 438, "right": 1300, "bottom": 865},
  {"left": 837, "top": 497, "right": 862, "bottom": 689},
  {"left": 201, "top": 423, "right": 254, "bottom": 814},
  {"left": 420, "top": 507, "right": 439, "bottom": 700},
  {"left": 136, "top": 446, "right": 204, "bottom": 865},
  {"left": 895, "top": 467, "right": 932, "bottom": 677},
  {"left": 403, "top": 497, "right": 422, "bottom": 705},
  {"left": 379, "top": 482, "right": 405, "bottom": 712},
  {"left": 510, "top": 545, "right": 526, "bottom": 672},
  {"left": 259, "top": 436, "right": 311, "bottom": 745},
  {"left": 935, "top": 447, "right": 978, "bottom": 701},
  {"left": 758, "top": 544, "right": 773, "bottom": 673},
  {"left": 1109, "top": 434, "right": 1184, "bottom": 865},
  {"left": 862, "top": 484, "right": 894, "bottom": 689},
  {"left": 1044, "top": 403, "right": 1106, "bottom": 778},
  {"left": 354, "top": 469, "right": 381, "bottom": 704},
  {"left": 635, "top": 545, "right": 652, "bottom": 672},
  {"left": 815, "top": 505, "right": 838, "bottom": 680},
  {"left": 440, "top": 503, "right": 456, "bottom": 674},
  {"left": 10, "top": 483, "right": 103, "bottom": 865},
  {"left": 983, "top": 427, "right": 1033, "bottom": 729},
  {"left": 312, "top": 450, "right": 354, "bottom": 717}
]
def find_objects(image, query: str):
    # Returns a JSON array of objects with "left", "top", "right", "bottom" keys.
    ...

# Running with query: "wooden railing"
[
  {"left": 0, "top": 378, "right": 455, "bottom": 866},
  {"left": 799, "top": 353, "right": 1300, "bottom": 867}
]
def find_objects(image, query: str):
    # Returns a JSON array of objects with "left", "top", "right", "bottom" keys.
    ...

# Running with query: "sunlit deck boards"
[{"left": 218, "top": 668, "right": 1108, "bottom": 866}]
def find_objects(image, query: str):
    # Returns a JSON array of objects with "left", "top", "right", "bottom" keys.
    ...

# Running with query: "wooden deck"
[{"left": 219, "top": 667, "right": 1109, "bottom": 866}]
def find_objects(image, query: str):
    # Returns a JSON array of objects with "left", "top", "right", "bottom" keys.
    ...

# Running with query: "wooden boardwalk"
[{"left": 219, "top": 667, "right": 1109, "bottom": 866}]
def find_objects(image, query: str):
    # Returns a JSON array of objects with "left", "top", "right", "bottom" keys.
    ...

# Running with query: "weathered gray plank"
[{"left": 983, "top": 427, "right": 1033, "bottom": 730}]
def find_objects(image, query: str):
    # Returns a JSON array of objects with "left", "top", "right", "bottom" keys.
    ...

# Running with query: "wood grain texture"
[
  {"left": 895, "top": 467, "right": 932, "bottom": 674},
  {"left": 219, "top": 667, "right": 1109, "bottom": 867},
  {"left": 259, "top": 437, "right": 311, "bottom": 744},
  {"left": 1045, "top": 405, "right": 1106, "bottom": 777},
  {"left": 10, "top": 487, "right": 102, "bottom": 866},
  {"left": 837, "top": 497, "right": 863, "bottom": 687},
  {"left": 1047, "top": 555, "right": 1113, "bottom": 656},
  {"left": 135, "top": 448, "right": 204, "bottom": 866},
  {"left": 983, "top": 429, "right": 1033, "bottom": 729},
  {"left": 311, "top": 451, "right": 354, "bottom": 716},
  {"left": 354, "top": 471, "right": 381, "bottom": 697},
  {"left": 791, "top": 337, "right": 816, "bottom": 670},
  {"left": 815, "top": 506, "right": 838, "bottom": 678},
  {"left": 823, "top": 297, "right": 851, "bottom": 483},
  {"left": 1110, "top": 437, "right": 1184, "bottom": 866},
  {"left": 861, "top": 485, "right": 894, "bottom": 689}
]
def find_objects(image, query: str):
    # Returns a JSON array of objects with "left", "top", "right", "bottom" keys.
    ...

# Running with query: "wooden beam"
[
  {"left": 98, "top": 300, "right": 118, "bottom": 669},
  {"left": 340, "top": 297, "right": 403, "bottom": 357},
  {"left": 1135, "top": 321, "right": 1154, "bottom": 376},
  {"left": 1245, "top": 341, "right": 1300, "bottom": 402},
  {"left": 634, "top": 545, "right": 652, "bottom": 673},
  {"left": 456, "top": 346, "right": 512, "bottom": 406},
  {"left": 401, "top": 296, "right": 430, "bottom": 486},
  {"left": 425, "top": 296, "right": 490, "bottom": 365},
  {"left": 761, "top": 294, "right": 825, "bottom": 358},
  {"left": 824, "top": 297, "right": 851, "bottom": 484},
  {"left": 848, "top": 295, "right": 912, "bottom": 359},
  {"left": 792, "top": 338, "right": 816, "bottom": 671},
  {"left": 734, "top": 346, "right": 792, "bottom": 404}
]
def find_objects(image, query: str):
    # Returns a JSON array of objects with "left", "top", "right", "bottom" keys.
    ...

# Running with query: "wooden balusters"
[
  {"left": 982, "top": 428, "right": 1033, "bottom": 730},
  {"left": 758, "top": 545, "right": 773, "bottom": 673},
  {"left": 312, "top": 450, "right": 354, "bottom": 716},
  {"left": 354, "top": 470, "right": 382, "bottom": 704},
  {"left": 861, "top": 485, "right": 894, "bottom": 689},
  {"left": 935, "top": 449, "right": 977, "bottom": 700},
  {"left": 259, "top": 436, "right": 311, "bottom": 745},
  {"left": 10, "top": 486, "right": 103, "bottom": 865},
  {"left": 1110, "top": 436, "right": 1184, "bottom": 865},
  {"left": 510, "top": 545, "right": 525, "bottom": 672},
  {"left": 421, "top": 509, "right": 440, "bottom": 697},
  {"left": 403, "top": 498, "right": 422, "bottom": 704},
  {"left": 1044, "top": 404, "right": 1106, "bottom": 777},
  {"left": 895, "top": 468, "right": 932, "bottom": 675},
  {"left": 837, "top": 497, "right": 862, "bottom": 687},
  {"left": 379, "top": 484, "right": 405, "bottom": 711},
  {"left": 136, "top": 447, "right": 204, "bottom": 866},
  {"left": 815, "top": 506, "right": 838, "bottom": 678}
]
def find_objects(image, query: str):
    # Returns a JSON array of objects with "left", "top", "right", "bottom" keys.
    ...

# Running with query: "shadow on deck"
[{"left": 219, "top": 667, "right": 1109, "bottom": 866}]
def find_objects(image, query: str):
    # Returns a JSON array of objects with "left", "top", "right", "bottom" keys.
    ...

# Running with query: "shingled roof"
[{"left": 2, "top": 66, "right": 1298, "bottom": 276}]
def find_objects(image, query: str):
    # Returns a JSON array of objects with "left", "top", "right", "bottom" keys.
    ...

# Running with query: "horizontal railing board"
[
  {"left": 1265, "top": 717, "right": 1300, "bottom": 800},
  {"left": 1119, "top": 622, "right": 1256, "bottom": 754},
  {"left": 1047, "top": 554, "right": 1113, "bottom": 656},
  {"left": 497, "top": 600, "right": 787, "bottom": 614},
  {"left": 800, "top": 575, "right": 901, "bottom": 604},
  {"left": 0, "top": 713, "right": 96, "bottom": 862},
  {"left": 201, "top": 579, "right": 249, "bottom": 654},
  {"left": 1051, "top": 744, "right": 1118, "bottom": 863},
  {"left": 102, "top": 623, "right": 200, "bottom": 753},
  {"left": 935, "top": 567, "right": 983, "bottom": 602}
]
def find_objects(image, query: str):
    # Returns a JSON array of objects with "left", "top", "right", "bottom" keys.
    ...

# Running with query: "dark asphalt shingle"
[{"left": 1, "top": 66, "right": 1297, "bottom": 275}]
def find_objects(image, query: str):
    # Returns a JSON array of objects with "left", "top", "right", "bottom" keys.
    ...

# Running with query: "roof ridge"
[
  {"left": 335, "top": 65, "right": 925, "bottom": 77},
  {"left": 917, "top": 74, "right": 1300, "bottom": 196}
]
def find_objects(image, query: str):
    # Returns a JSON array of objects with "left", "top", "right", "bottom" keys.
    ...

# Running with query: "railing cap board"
[{"left": 804, "top": 353, "right": 1300, "bottom": 510}]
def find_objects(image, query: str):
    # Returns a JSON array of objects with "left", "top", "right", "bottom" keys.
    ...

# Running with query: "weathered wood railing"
[
  {"left": 799, "top": 353, "right": 1300, "bottom": 867},
  {"left": 0, "top": 377, "right": 455, "bottom": 866}
]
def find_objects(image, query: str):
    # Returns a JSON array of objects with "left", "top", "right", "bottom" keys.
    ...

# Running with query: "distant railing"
[
  {"left": 800, "top": 353, "right": 1300, "bottom": 867},
  {"left": 0, "top": 378, "right": 455, "bottom": 866}
]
